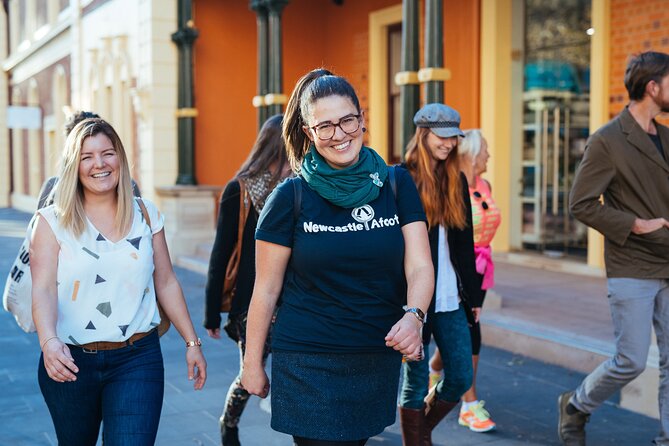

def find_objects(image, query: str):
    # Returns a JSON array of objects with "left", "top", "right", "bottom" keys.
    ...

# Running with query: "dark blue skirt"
[{"left": 270, "top": 350, "right": 402, "bottom": 441}]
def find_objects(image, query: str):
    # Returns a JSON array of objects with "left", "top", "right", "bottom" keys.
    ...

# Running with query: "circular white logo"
[{"left": 352, "top": 205, "right": 374, "bottom": 229}]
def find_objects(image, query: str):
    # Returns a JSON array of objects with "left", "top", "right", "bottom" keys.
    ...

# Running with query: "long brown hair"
[
  {"left": 404, "top": 127, "right": 466, "bottom": 229},
  {"left": 236, "top": 114, "right": 287, "bottom": 193}
]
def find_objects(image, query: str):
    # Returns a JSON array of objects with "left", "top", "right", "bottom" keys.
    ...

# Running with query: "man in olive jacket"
[{"left": 558, "top": 51, "right": 669, "bottom": 446}]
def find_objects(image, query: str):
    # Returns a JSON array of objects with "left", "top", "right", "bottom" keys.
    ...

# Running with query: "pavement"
[{"left": 0, "top": 206, "right": 661, "bottom": 445}]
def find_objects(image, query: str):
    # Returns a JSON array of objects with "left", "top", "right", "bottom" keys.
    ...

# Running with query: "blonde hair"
[
  {"left": 54, "top": 118, "right": 134, "bottom": 237},
  {"left": 405, "top": 127, "right": 466, "bottom": 229},
  {"left": 458, "top": 129, "right": 483, "bottom": 163}
]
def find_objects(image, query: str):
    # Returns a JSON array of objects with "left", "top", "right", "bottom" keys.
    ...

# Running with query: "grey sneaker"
[{"left": 558, "top": 391, "right": 589, "bottom": 445}]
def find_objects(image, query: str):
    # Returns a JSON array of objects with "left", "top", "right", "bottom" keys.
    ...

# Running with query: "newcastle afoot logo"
[{"left": 302, "top": 204, "right": 399, "bottom": 234}]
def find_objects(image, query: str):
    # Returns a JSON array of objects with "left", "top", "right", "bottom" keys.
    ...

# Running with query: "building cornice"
[{"left": 3, "top": 16, "right": 71, "bottom": 74}]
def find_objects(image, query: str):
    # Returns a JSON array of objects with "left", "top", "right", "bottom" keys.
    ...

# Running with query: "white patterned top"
[{"left": 38, "top": 199, "right": 165, "bottom": 344}]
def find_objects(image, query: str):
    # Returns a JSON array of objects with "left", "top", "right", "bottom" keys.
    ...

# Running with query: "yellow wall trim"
[
  {"left": 586, "top": 0, "right": 610, "bottom": 269},
  {"left": 481, "top": 0, "right": 512, "bottom": 252},
  {"left": 369, "top": 4, "right": 403, "bottom": 162}
]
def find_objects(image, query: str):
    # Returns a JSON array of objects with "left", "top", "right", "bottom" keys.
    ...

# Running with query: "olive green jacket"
[{"left": 569, "top": 107, "right": 669, "bottom": 278}]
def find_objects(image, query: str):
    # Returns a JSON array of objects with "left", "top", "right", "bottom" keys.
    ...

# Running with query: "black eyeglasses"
[
  {"left": 472, "top": 191, "right": 489, "bottom": 210},
  {"left": 309, "top": 114, "right": 361, "bottom": 140}
]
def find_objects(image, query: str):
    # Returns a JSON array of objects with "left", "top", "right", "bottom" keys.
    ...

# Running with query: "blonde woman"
[{"left": 31, "top": 118, "right": 206, "bottom": 445}]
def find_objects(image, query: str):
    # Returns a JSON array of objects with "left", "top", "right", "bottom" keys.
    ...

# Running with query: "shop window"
[{"left": 520, "top": 0, "right": 591, "bottom": 257}]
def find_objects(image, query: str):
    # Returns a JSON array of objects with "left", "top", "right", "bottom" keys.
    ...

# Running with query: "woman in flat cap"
[{"left": 398, "top": 103, "right": 480, "bottom": 445}]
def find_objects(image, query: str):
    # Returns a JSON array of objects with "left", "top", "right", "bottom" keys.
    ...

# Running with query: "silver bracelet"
[{"left": 41, "top": 336, "right": 59, "bottom": 351}]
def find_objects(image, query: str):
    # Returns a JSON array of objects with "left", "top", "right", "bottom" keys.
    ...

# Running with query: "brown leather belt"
[{"left": 75, "top": 328, "right": 156, "bottom": 352}]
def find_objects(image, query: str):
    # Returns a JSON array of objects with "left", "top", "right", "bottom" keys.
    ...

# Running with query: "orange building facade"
[{"left": 192, "top": 0, "right": 481, "bottom": 187}]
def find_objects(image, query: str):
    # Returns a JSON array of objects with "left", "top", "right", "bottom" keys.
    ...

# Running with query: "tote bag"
[{"left": 2, "top": 214, "right": 38, "bottom": 333}]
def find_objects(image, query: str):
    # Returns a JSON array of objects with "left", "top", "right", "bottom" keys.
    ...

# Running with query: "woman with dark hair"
[
  {"left": 204, "top": 114, "right": 290, "bottom": 446},
  {"left": 398, "top": 103, "right": 480, "bottom": 445},
  {"left": 241, "top": 69, "right": 434, "bottom": 446}
]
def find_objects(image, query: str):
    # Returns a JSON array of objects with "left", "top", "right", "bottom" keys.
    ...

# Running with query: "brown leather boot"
[
  {"left": 424, "top": 386, "right": 458, "bottom": 434},
  {"left": 399, "top": 406, "right": 425, "bottom": 446}
]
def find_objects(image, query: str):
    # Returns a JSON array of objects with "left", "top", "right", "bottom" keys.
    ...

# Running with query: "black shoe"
[
  {"left": 221, "top": 425, "right": 241, "bottom": 446},
  {"left": 558, "top": 391, "right": 589, "bottom": 446}
]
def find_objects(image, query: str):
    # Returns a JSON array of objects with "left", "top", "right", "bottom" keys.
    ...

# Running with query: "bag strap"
[
  {"left": 293, "top": 176, "right": 302, "bottom": 222},
  {"left": 136, "top": 197, "right": 151, "bottom": 229},
  {"left": 388, "top": 165, "right": 397, "bottom": 200},
  {"left": 237, "top": 181, "right": 249, "bottom": 247}
]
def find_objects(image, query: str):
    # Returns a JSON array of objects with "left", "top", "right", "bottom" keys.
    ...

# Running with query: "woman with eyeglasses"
[
  {"left": 398, "top": 103, "right": 480, "bottom": 445},
  {"left": 240, "top": 68, "right": 433, "bottom": 446},
  {"left": 428, "top": 129, "right": 502, "bottom": 434}
]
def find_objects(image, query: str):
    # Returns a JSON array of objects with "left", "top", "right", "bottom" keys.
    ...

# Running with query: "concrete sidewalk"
[{"left": 0, "top": 207, "right": 660, "bottom": 445}]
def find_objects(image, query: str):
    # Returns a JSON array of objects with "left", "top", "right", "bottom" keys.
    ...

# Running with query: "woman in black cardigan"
[
  {"left": 204, "top": 114, "right": 291, "bottom": 446},
  {"left": 399, "top": 104, "right": 480, "bottom": 446}
]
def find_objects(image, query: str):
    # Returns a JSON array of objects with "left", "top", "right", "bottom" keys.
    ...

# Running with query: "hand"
[
  {"left": 186, "top": 346, "right": 207, "bottom": 390},
  {"left": 42, "top": 338, "right": 78, "bottom": 383},
  {"left": 385, "top": 312, "right": 422, "bottom": 357},
  {"left": 632, "top": 218, "right": 669, "bottom": 235},
  {"left": 241, "top": 364, "right": 270, "bottom": 398},
  {"left": 206, "top": 328, "right": 221, "bottom": 339},
  {"left": 472, "top": 307, "right": 482, "bottom": 323}
]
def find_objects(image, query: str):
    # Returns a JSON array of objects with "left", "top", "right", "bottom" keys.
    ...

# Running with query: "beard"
[{"left": 651, "top": 87, "right": 669, "bottom": 113}]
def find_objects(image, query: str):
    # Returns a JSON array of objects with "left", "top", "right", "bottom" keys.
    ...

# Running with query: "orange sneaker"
[{"left": 458, "top": 401, "right": 496, "bottom": 433}]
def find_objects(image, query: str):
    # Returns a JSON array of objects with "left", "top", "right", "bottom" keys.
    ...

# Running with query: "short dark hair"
[
  {"left": 64, "top": 111, "right": 101, "bottom": 136},
  {"left": 624, "top": 51, "right": 669, "bottom": 101}
]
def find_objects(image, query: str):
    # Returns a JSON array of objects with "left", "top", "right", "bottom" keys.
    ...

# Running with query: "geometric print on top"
[{"left": 37, "top": 199, "right": 165, "bottom": 345}]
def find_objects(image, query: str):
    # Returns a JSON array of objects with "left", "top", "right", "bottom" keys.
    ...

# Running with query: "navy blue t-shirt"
[{"left": 256, "top": 167, "right": 427, "bottom": 353}]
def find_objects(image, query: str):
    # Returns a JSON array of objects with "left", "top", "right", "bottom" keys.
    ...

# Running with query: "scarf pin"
[{"left": 370, "top": 172, "right": 384, "bottom": 188}]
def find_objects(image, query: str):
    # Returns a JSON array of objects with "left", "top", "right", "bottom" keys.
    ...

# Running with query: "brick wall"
[{"left": 609, "top": 0, "right": 669, "bottom": 119}]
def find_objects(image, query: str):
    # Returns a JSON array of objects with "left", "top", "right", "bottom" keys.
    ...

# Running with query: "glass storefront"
[{"left": 519, "top": 0, "right": 591, "bottom": 257}]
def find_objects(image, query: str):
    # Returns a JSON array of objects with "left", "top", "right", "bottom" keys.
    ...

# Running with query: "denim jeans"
[
  {"left": 38, "top": 330, "right": 164, "bottom": 446},
  {"left": 400, "top": 304, "right": 473, "bottom": 409}
]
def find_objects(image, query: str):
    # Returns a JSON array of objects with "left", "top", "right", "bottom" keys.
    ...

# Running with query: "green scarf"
[{"left": 301, "top": 146, "right": 389, "bottom": 208}]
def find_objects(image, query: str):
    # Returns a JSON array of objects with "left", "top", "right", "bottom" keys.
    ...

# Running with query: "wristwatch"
[
  {"left": 185, "top": 338, "right": 202, "bottom": 348},
  {"left": 403, "top": 306, "right": 426, "bottom": 324}
]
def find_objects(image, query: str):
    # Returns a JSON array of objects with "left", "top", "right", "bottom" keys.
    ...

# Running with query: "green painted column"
[
  {"left": 251, "top": 0, "right": 269, "bottom": 128},
  {"left": 425, "top": 0, "right": 444, "bottom": 103},
  {"left": 266, "top": 0, "right": 289, "bottom": 117},
  {"left": 171, "top": 0, "right": 199, "bottom": 185},
  {"left": 400, "top": 0, "right": 420, "bottom": 158}
]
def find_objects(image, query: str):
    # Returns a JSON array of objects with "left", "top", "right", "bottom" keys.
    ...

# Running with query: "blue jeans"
[
  {"left": 400, "top": 304, "right": 473, "bottom": 409},
  {"left": 38, "top": 330, "right": 164, "bottom": 446}
]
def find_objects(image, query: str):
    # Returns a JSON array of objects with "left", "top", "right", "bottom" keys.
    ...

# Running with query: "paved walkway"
[{"left": 0, "top": 207, "right": 660, "bottom": 445}]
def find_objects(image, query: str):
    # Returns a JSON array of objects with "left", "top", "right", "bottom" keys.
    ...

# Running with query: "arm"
[
  {"left": 569, "top": 134, "right": 637, "bottom": 245},
  {"left": 385, "top": 221, "right": 434, "bottom": 360},
  {"left": 152, "top": 229, "right": 207, "bottom": 390},
  {"left": 241, "top": 240, "right": 291, "bottom": 398},
  {"left": 30, "top": 215, "right": 79, "bottom": 382},
  {"left": 204, "top": 181, "right": 241, "bottom": 337}
]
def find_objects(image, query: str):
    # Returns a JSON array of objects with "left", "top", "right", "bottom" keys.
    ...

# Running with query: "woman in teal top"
[{"left": 241, "top": 68, "right": 434, "bottom": 445}]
